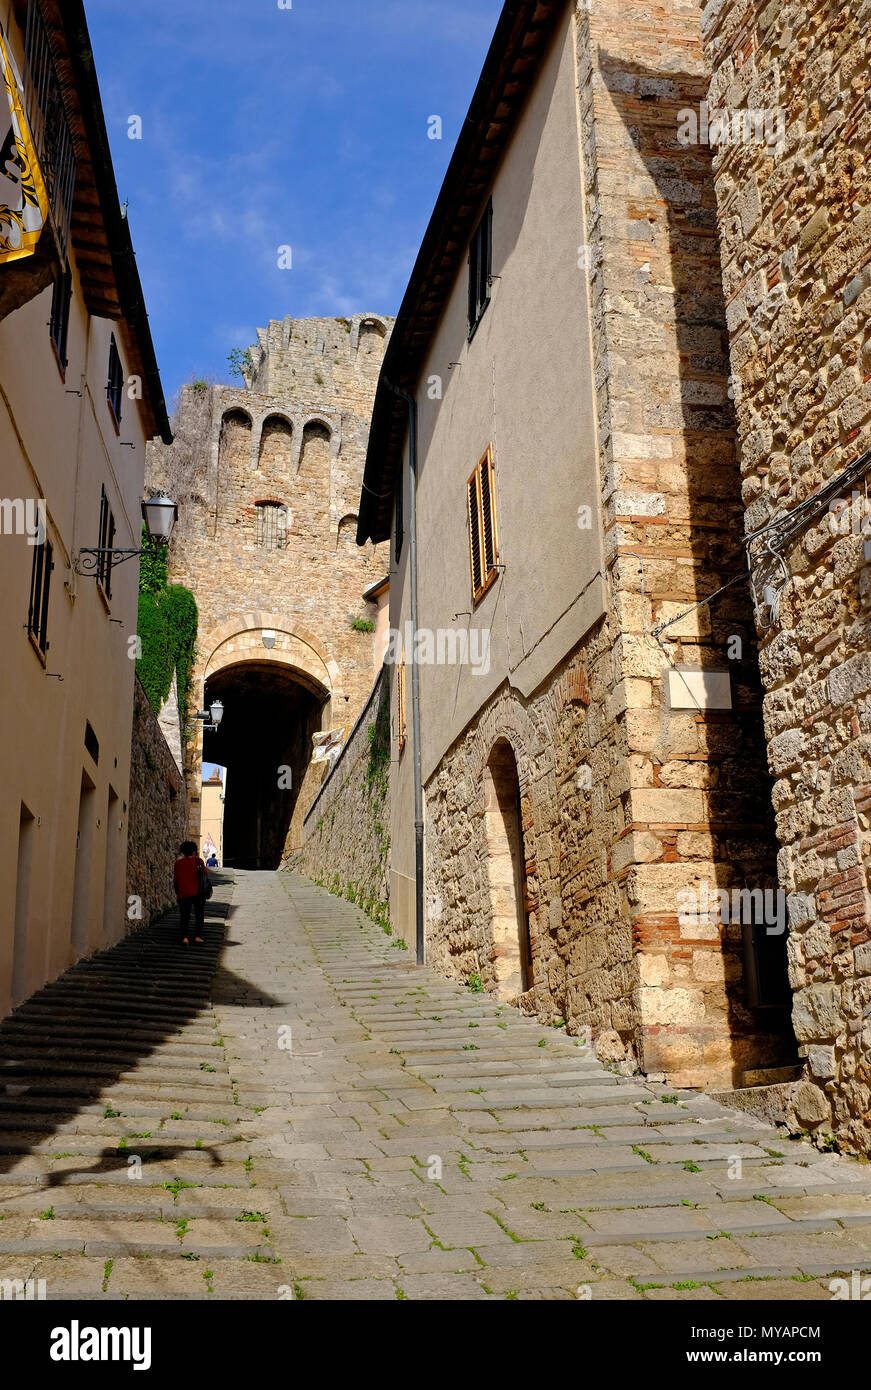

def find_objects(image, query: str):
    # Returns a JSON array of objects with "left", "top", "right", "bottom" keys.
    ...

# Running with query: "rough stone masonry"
[
  {"left": 701, "top": 0, "right": 871, "bottom": 1150},
  {"left": 421, "top": 0, "right": 792, "bottom": 1095},
  {"left": 146, "top": 314, "right": 392, "bottom": 856}
]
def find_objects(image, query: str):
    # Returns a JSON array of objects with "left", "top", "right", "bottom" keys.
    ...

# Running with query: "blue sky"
[{"left": 85, "top": 0, "right": 504, "bottom": 411}]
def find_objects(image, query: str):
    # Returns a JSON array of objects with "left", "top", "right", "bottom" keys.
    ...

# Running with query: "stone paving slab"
[{"left": 0, "top": 867, "right": 869, "bottom": 1302}]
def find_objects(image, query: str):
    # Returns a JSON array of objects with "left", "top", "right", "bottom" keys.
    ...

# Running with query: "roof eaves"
[
  {"left": 357, "top": 0, "right": 566, "bottom": 545},
  {"left": 56, "top": 1, "right": 173, "bottom": 444}
]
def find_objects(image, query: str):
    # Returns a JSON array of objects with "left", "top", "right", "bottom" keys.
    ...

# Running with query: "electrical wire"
[{"left": 651, "top": 443, "right": 871, "bottom": 638}]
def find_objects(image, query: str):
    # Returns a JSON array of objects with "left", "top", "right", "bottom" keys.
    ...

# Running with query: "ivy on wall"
[
  {"left": 136, "top": 527, "right": 198, "bottom": 721},
  {"left": 364, "top": 680, "right": 390, "bottom": 804}
]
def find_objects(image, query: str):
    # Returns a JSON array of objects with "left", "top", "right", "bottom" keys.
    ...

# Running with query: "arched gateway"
[
  {"left": 145, "top": 313, "right": 393, "bottom": 872},
  {"left": 188, "top": 616, "right": 341, "bottom": 868}
]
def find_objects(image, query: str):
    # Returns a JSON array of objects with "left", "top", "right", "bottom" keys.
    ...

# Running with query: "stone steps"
[
  {"left": 0, "top": 870, "right": 866, "bottom": 1302},
  {"left": 0, "top": 888, "right": 284, "bottom": 1298}
]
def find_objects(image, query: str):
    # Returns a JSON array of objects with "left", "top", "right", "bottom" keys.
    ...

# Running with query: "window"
[
  {"left": 27, "top": 535, "right": 53, "bottom": 656},
  {"left": 255, "top": 501, "right": 288, "bottom": 550},
  {"left": 467, "top": 445, "right": 499, "bottom": 603},
  {"left": 395, "top": 653, "right": 407, "bottom": 754},
  {"left": 49, "top": 262, "right": 72, "bottom": 369},
  {"left": 468, "top": 199, "right": 493, "bottom": 338},
  {"left": 97, "top": 486, "right": 115, "bottom": 598},
  {"left": 84, "top": 721, "right": 100, "bottom": 765},
  {"left": 106, "top": 335, "right": 123, "bottom": 425}
]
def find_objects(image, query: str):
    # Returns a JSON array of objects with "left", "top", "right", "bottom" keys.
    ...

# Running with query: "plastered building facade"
[
  {"left": 357, "top": 0, "right": 795, "bottom": 1092},
  {"left": 0, "top": 1, "right": 170, "bottom": 1019}
]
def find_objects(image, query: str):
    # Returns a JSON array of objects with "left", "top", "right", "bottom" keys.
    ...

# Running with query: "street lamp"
[
  {"left": 141, "top": 494, "right": 179, "bottom": 542},
  {"left": 196, "top": 700, "right": 225, "bottom": 732},
  {"left": 74, "top": 493, "right": 179, "bottom": 577}
]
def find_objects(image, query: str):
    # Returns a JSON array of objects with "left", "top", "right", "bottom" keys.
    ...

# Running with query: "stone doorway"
[
  {"left": 202, "top": 661, "right": 328, "bottom": 870},
  {"left": 484, "top": 740, "right": 532, "bottom": 1001}
]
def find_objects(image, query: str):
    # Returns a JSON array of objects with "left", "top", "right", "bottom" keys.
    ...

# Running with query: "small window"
[
  {"left": 468, "top": 199, "right": 493, "bottom": 338},
  {"left": 255, "top": 501, "right": 288, "bottom": 550},
  {"left": 84, "top": 721, "right": 100, "bottom": 765},
  {"left": 49, "top": 263, "right": 72, "bottom": 369},
  {"left": 27, "top": 536, "right": 53, "bottom": 656},
  {"left": 97, "top": 485, "right": 115, "bottom": 598},
  {"left": 467, "top": 445, "right": 499, "bottom": 603},
  {"left": 395, "top": 653, "right": 407, "bottom": 754},
  {"left": 106, "top": 335, "right": 123, "bottom": 424}
]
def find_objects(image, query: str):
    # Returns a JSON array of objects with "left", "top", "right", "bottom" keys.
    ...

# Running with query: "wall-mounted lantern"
[
  {"left": 196, "top": 701, "right": 225, "bottom": 732},
  {"left": 74, "top": 493, "right": 178, "bottom": 577}
]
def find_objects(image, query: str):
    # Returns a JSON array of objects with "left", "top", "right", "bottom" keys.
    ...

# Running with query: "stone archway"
[
  {"left": 484, "top": 738, "right": 533, "bottom": 1001},
  {"left": 201, "top": 616, "right": 339, "bottom": 692},
  {"left": 188, "top": 615, "right": 344, "bottom": 865},
  {"left": 428, "top": 689, "right": 551, "bottom": 1008}
]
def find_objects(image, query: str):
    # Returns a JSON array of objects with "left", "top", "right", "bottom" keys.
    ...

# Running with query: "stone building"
[
  {"left": 146, "top": 314, "right": 392, "bottom": 867},
  {"left": 0, "top": 0, "right": 171, "bottom": 1020},
  {"left": 701, "top": 0, "right": 871, "bottom": 1149},
  {"left": 356, "top": 0, "right": 796, "bottom": 1091}
]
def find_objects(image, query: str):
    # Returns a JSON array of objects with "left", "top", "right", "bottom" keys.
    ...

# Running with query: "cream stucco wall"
[
  {"left": 200, "top": 779, "right": 225, "bottom": 863},
  {"left": 389, "top": 7, "right": 602, "bottom": 945},
  {"left": 0, "top": 215, "right": 153, "bottom": 1017}
]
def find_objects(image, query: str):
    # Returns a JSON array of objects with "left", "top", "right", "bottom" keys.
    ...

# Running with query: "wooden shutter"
[
  {"left": 467, "top": 446, "right": 498, "bottom": 603},
  {"left": 97, "top": 487, "right": 115, "bottom": 597},
  {"left": 468, "top": 473, "right": 483, "bottom": 597},
  {"left": 396, "top": 655, "right": 407, "bottom": 753},
  {"left": 468, "top": 200, "right": 493, "bottom": 336},
  {"left": 480, "top": 447, "right": 496, "bottom": 576},
  {"left": 28, "top": 538, "right": 52, "bottom": 655}
]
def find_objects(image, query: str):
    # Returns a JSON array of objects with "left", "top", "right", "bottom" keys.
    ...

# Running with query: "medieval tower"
[{"left": 145, "top": 312, "right": 393, "bottom": 868}]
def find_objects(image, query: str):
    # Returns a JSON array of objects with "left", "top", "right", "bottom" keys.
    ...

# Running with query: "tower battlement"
[{"left": 244, "top": 312, "right": 394, "bottom": 408}]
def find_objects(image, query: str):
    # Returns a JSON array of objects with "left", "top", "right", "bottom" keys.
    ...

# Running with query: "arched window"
[
  {"left": 258, "top": 415, "right": 293, "bottom": 472},
  {"left": 299, "top": 421, "right": 332, "bottom": 474},
  {"left": 220, "top": 409, "right": 252, "bottom": 474},
  {"left": 254, "top": 501, "right": 288, "bottom": 551},
  {"left": 358, "top": 318, "right": 387, "bottom": 354},
  {"left": 337, "top": 513, "right": 358, "bottom": 547}
]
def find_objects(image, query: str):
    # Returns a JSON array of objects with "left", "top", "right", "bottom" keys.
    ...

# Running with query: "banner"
[
  {"left": 312, "top": 727, "right": 348, "bottom": 768},
  {"left": 0, "top": 24, "right": 48, "bottom": 262}
]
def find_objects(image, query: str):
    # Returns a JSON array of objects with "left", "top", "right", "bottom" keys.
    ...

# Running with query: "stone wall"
[
  {"left": 245, "top": 313, "right": 392, "bottom": 417},
  {"left": 127, "top": 676, "right": 187, "bottom": 928},
  {"left": 146, "top": 314, "right": 392, "bottom": 857},
  {"left": 421, "top": 0, "right": 795, "bottom": 1090},
  {"left": 701, "top": 0, "right": 871, "bottom": 1149},
  {"left": 291, "top": 669, "right": 390, "bottom": 924}
]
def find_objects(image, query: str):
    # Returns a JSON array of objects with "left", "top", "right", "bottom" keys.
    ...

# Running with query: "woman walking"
[{"left": 173, "top": 840, "right": 209, "bottom": 945}]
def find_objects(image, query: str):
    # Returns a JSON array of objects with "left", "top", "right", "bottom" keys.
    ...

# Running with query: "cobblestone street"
[{"left": 1, "top": 871, "right": 870, "bottom": 1302}]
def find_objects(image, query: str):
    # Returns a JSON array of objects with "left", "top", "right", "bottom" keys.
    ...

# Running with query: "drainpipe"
[{"left": 384, "top": 378, "right": 424, "bottom": 965}]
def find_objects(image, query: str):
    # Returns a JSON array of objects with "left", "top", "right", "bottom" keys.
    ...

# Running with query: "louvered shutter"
[
  {"left": 480, "top": 450, "right": 495, "bottom": 580},
  {"left": 468, "top": 472, "right": 483, "bottom": 598}
]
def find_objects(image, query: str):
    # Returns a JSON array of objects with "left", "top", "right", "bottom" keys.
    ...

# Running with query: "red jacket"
[{"left": 174, "top": 855, "right": 206, "bottom": 900}]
